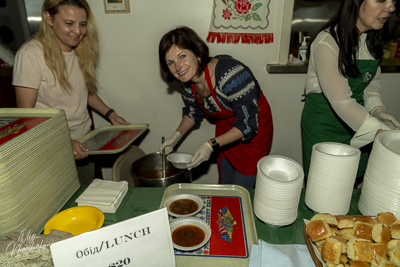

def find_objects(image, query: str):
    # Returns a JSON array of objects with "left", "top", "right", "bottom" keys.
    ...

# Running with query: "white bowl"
[
  {"left": 257, "top": 155, "right": 304, "bottom": 183},
  {"left": 167, "top": 152, "right": 193, "bottom": 169},
  {"left": 162, "top": 193, "right": 204, "bottom": 217},
  {"left": 170, "top": 217, "right": 211, "bottom": 251}
]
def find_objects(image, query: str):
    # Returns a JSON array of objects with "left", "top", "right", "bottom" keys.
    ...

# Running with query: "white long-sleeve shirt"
[{"left": 305, "top": 31, "right": 390, "bottom": 147}]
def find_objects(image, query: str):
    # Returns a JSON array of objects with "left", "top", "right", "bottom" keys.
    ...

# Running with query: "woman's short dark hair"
[{"left": 159, "top": 26, "right": 211, "bottom": 81}]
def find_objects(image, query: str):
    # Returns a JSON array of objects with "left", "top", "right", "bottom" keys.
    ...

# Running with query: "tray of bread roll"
[{"left": 304, "top": 212, "right": 400, "bottom": 267}]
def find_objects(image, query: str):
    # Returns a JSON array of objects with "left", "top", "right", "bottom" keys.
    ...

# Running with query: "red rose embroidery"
[{"left": 234, "top": 0, "right": 252, "bottom": 14}]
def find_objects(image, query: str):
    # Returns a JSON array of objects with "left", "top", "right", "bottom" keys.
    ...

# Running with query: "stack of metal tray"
[{"left": 0, "top": 108, "right": 80, "bottom": 235}]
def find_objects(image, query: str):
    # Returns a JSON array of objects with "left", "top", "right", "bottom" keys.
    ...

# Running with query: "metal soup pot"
[{"left": 131, "top": 152, "right": 191, "bottom": 187}]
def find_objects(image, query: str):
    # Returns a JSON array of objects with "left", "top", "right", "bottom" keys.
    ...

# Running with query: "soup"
[
  {"left": 169, "top": 199, "right": 198, "bottom": 215},
  {"left": 172, "top": 225, "right": 205, "bottom": 247}
]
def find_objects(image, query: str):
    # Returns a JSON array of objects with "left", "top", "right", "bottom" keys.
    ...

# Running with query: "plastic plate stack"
[
  {"left": 0, "top": 108, "right": 80, "bottom": 235},
  {"left": 359, "top": 130, "right": 400, "bottom": 218},
  {"left": 305, "top": 142, "right": 360, "bottom": 215},
  {"left": 253, "top": 155, "right": 304, "bottom": 226}
]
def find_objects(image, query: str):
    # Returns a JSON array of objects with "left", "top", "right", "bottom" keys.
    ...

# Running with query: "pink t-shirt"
[{"left": 12, "top": 39, "right": 92, "bottom": 140}]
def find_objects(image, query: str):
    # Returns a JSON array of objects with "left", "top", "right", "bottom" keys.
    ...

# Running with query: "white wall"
[{"left": 87, "top": 0, "right": 400, "bottom": 183}]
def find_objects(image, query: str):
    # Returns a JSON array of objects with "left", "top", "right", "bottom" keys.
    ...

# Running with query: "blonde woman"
[{"left": 12, "top": 0, "right": 129, "bottom": 185}]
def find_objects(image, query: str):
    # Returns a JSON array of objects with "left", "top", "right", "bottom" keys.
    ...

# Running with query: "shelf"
[
  {"left": 267, "top": 59, "right": 400, "bottom": 74},
  {"left": 266, "top": 64, "right": 307, "bottom": 74}
]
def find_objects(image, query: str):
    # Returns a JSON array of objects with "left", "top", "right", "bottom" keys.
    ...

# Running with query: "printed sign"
[{"left": 50, "top": 208, "right": 175, "bottom": 267}]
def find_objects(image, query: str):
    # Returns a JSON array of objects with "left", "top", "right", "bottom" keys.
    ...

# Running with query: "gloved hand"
[
  {"left": 372, "top": 106, "right": 400, "bottom": 130},
  {"left": 159, "top": 131, "right": 182, "bottom": 155},
  {"left": 187, "top": 141, "right": 213, "bottom": 170}
]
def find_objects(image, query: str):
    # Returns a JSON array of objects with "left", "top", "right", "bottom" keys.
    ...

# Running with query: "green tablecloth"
[{"left": 62, "top": 187, "right": 362, "bottom": 245}]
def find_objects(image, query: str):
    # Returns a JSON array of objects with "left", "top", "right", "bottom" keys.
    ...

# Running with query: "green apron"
[{"left": 301, "top": 59, "right": 379, "bottom": 182}]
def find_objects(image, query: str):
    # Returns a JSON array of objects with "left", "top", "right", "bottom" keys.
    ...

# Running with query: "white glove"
[
  {"left": 372, "top": 106, "right": 400, "bottom": 130},
  {"left": 159, "top": 131, "right": 182, "bottom": 155},
  {"left": 187, "top": 141, "right": 213, "bottom": 170}
]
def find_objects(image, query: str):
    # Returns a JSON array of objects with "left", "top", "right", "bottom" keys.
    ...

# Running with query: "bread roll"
[
  {"left": 342, "top": 232, "right": 357, "bottom": 240},
  {"left": 371, "top": 243, "right": 389, "bottom": 260},
  {"left": 391, "top": 224, "right": 400, "bottom": 240},
  {"left": 336, "top": 215, "right": 356, "bottom": 229},
  {"left": 346, "top": 261, "right": 372, "bottom": 267},
  {"left": 333, "top": 235, "right": 350, "bottom": 254},
  {"left": 376, "top": 212, "right": 397, "bottom": 226},
  {"left": 387, "top": 239, "right": 400, "bottom": 251},
  {"left": 326, "top": 263, "right": 344, "bottom": 267},
  {"left": 388, "top": 242, "right": 400, "bottom": 267},
  {"left": 390, "top": 220, "right": 400, "bottom": 228},
  {"left": 372, "top": 224, "right": 392, "bottom": 244},
  {"left": 352, "top": 222, "right": 374, "bottom": 241},
  {"left": 312, "top": 213, "right": 339, "bottom": 226},
  {"left": 353, "top": 215, "right": 377, "bottom": 225},
  {"left": 341, "top": 254, "right": 349, "bottom": 264},
  {"left": 331, "top": 226, "right": 340, "bottom": 235},
  {"left": 371, "top": 255, "right": 396, "bottom": 267},
  {"left": 315, "top": 239, "right": 325, "bottom": 248},
  {"left": 306, "top": 220, "right": 333, "bottom": 242},
  {"left": 322, "top": 238, "right": 343, "bottom": 264},
  {"left": 341, "top": 228, "right": 355, "bottom": 235},
  {"left": 347, "top": 239, "right": 372, "bottom": 262}
]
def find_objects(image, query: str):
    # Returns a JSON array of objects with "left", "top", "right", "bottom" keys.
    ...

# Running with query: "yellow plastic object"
[{"left": 43, "top": 206, "right": 104, "bottom": 236}]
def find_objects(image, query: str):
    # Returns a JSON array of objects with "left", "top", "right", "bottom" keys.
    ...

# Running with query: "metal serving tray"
[
  {"left": 160, "top": 183, "right": 258, "bottom": 267},
  {"left": 78, "top": 124, "right": 148, "bottom": 155}
]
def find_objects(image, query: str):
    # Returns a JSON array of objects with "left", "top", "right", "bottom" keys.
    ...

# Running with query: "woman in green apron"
[{"left": 301, "top": 0, "right": 399, "bottom": 184}]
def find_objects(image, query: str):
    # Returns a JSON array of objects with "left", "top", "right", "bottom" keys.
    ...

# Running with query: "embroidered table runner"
[{"left": 207, "top": 0, "right": 273, "bottom": 44}]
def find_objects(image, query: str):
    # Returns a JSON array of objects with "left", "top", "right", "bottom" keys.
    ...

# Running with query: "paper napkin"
[
  {"left": 75, "top": 179, "right": 128, "bottom": 213},
  {"left": 249, "top": 239, "right": 314, "bottom": 267}
]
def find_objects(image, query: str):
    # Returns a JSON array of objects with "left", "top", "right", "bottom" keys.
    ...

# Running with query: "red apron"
[{"left": 191, "top": 66, "right": 273, "bottom": 178}]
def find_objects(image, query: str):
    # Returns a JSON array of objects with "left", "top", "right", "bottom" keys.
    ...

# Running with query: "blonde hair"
[{"left": 33, "top": 0, "right": 98, "bottom": 94}]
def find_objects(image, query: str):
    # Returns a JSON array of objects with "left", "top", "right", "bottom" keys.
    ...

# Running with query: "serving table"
[{"left": 60, "top": 186, "right": 362, "bottom": 245}]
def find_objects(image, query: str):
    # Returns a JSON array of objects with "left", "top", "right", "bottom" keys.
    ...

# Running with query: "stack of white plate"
[
  {"left": 305, "top": 142, "right": 360, "bottom": 215},
  {"left": 0, "top": 108, "right": 80, "bottom": 235},
  {"left": 359, "top": 130, "right": 400, "bottom": 218},
  {"left": 253, "top": 155, "right": 304, "bottom": 226}
]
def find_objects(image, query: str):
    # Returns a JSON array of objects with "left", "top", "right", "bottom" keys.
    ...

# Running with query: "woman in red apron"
[{"left": 158, "top": 26, "right": 273, "bottom": 188}]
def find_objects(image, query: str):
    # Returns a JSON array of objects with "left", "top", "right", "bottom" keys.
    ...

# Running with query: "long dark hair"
[
  {"left": 159, "top": 26, "right": 211, "bottom": 82},
  {"left": 324, "top": 0, "right": 396, "bottom": 78}
]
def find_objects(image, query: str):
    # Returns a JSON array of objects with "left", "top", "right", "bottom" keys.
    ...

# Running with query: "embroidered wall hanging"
[{"left": 207, "top": 0, "right": 273, "bottom": 44}]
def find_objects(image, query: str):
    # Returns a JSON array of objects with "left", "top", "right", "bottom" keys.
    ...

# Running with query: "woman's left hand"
[
  {"left": 372, "top": 106, "right": 400, "bottom": 130},
  {"left": 71, "top": 139, "right": 89, "bottom": 160},
  {"left": 187, "top": 141, "right": 213, "bottom": 170},
  {"left": 109, "top": 112, "right": 130, "bottom": 125}
]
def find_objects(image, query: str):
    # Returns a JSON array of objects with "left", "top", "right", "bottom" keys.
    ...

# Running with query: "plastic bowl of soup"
[
  {"left": 170, "top": 217, "right": 211, "bottom": 251},
  {"left": 163, "top": 193, "right": 204, "bottom": 217}
]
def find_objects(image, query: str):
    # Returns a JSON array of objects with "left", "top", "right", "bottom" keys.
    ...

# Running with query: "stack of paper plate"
[
  {"left": 0, "top": 108, "right": 80, "bottom": 235},
  {"left": 359, "top": 130, "right": 400, "bottom": 218},
  {"left": 305, "top": 142, "right": 361, "bottom": 215},
  {"left": 253, "top": 155, "right": 304, "bottom": 226}
]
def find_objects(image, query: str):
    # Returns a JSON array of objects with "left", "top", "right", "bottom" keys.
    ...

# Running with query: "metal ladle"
[{"left": 161, "top": 136, "right": 166, "bottom": 178}]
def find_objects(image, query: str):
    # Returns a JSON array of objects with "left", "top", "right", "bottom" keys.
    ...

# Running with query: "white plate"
[
  {"left": 170, "top": 217, "right": 211, "bottom": 251},
  {"left": 162, "top": 193, "right": 204, "bottom": 217}
]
